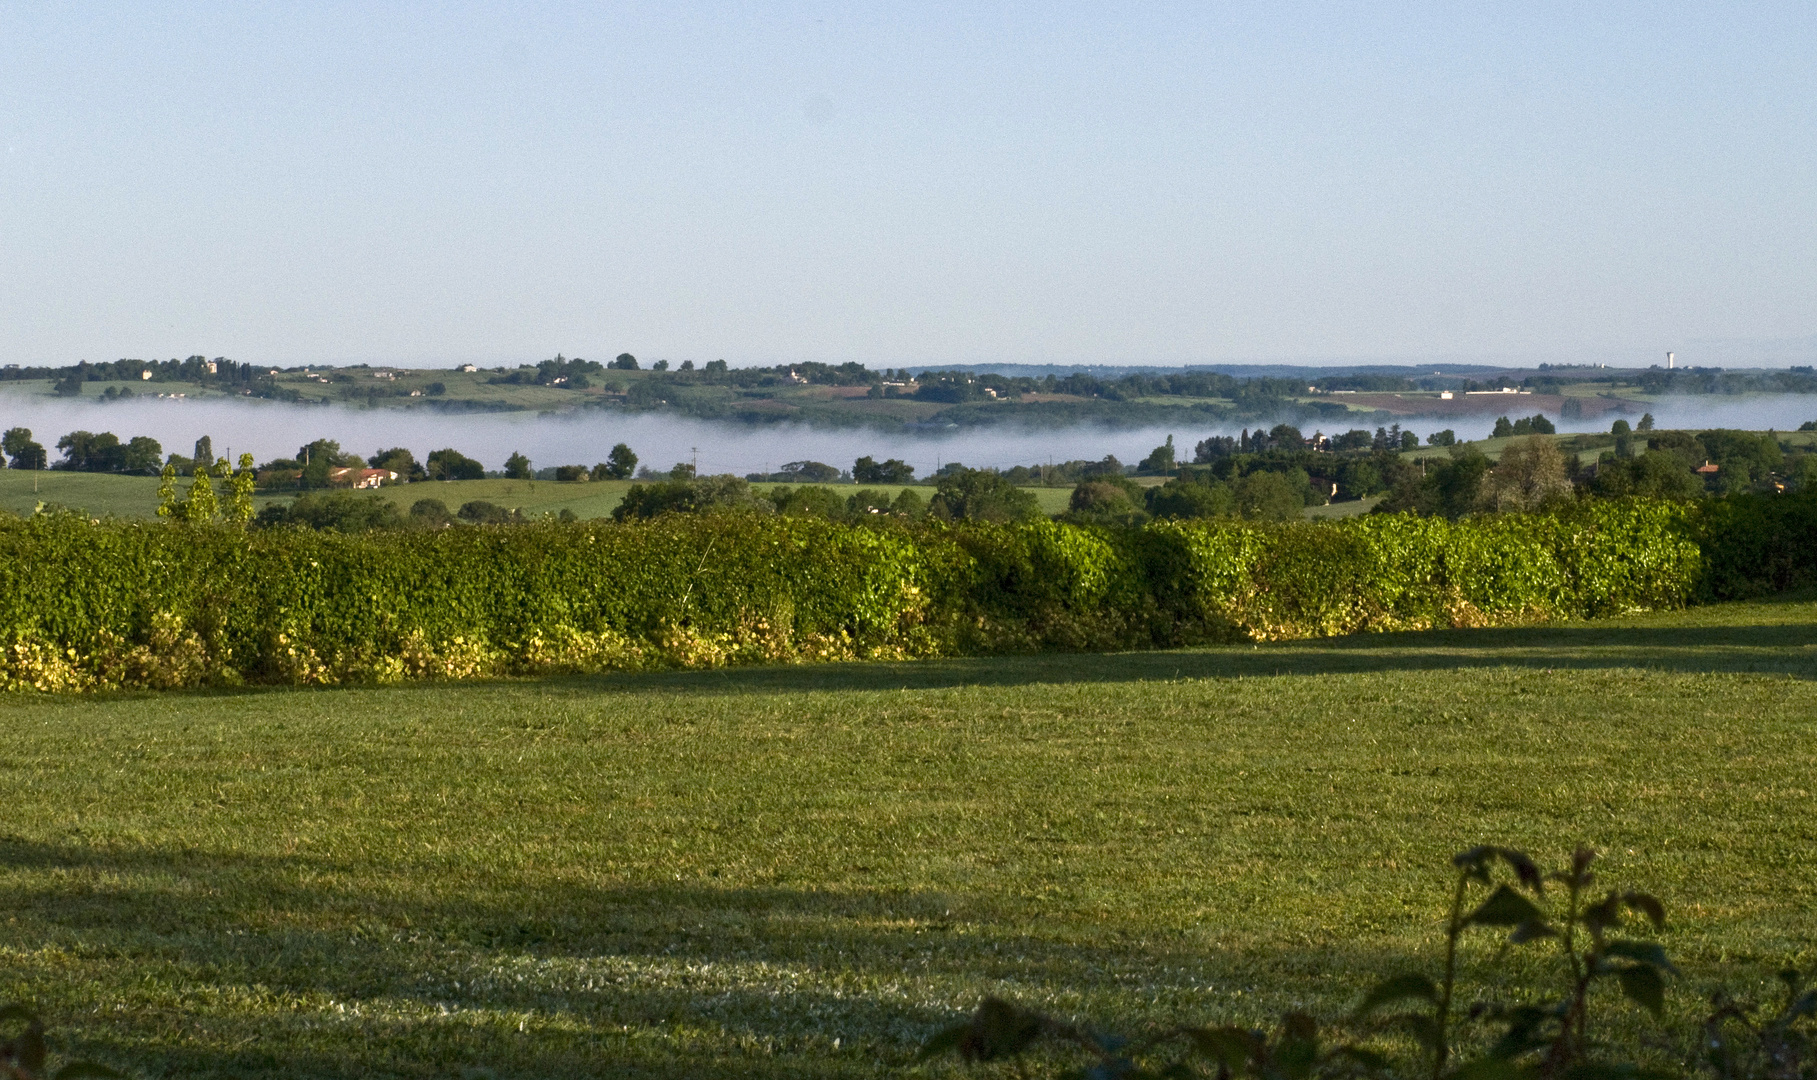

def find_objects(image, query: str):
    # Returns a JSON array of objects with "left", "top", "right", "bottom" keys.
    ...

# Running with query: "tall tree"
[
  {"left": 55, "top": 430, "right": 122, "bottom": 472},
  {"left": 602, "top": 443, "right": 638, "bottom": 479},
  {"left": 2, "top": 427, "right": 47, "bottom": 470},
  {"left": 122, "top": 436, "right": 164, "bottom": 474},
  {"left": 1137, "top": 435, "right": 1175, "bottom": 475},
  {"left": 426, "top": 448, "right": 485, "bottom": 481},
  {"left": 368, "top": 447, "right": 424, "bottom": 480},
  {"left": 1479, "top": 437, "right": 1573, "bottom": 513}
]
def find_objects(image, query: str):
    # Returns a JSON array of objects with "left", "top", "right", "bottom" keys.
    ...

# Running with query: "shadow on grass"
[{"left": 0, "top": 836, "right": 1367, "bottom": 1079}]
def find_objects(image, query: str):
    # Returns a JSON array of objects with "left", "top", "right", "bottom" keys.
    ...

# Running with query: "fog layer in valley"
[{"left": 2, "top": 392, "right": 1815, "bottom": 477}]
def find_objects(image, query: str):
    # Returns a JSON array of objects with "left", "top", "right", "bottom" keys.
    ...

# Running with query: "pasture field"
[
  {"left": 0, "top": 470, "right": 299, "bottom": 520},
  {"left": 1, "top": 598, "right": 1814, "bottom": 1077}
]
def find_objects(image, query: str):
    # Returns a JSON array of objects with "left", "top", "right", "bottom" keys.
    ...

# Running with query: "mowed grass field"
[{"left": 2, "top": 601, "right": 1816, "bottom": 1077}]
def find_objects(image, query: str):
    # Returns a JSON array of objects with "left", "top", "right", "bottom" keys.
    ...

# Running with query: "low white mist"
[{"left": 1, "top": 392, "right": 1813, "bottom": 476}]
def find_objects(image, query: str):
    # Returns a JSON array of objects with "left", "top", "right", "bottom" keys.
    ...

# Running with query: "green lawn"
[{"left": 2, "top": 600, "right": 1815, "bottom": 1077}]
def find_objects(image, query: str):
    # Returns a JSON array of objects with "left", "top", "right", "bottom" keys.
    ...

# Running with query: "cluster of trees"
[
  {"left": 253, "top": 492, "right": 571, "bottom": 532},
  {"left": 898, "top": 370, "right": 1332, "bottom": 418},
  {"left": 0, "top": 427, "right": 331, "bottom": 478},
  {"left": 245, "top": 441, "right": 642, "bottom": 489},
  {"left": 256, "top": 439, "right": 363, "bottom": 486},
  {"left": 504, "top": 444, "right": 640, "bottom": 482},
  {"left": 1067, "top": 470, "right": 1320, "bottom": 525},
  {"left": 852, "top": 456, "right": 916, "bottom": 483},
  {"left": 1188, "top": 423, "right": 1424, "bottom": 460},
  {"left": 487, "top": 354, "right": 605, "bottom": 388},
  {"left": 611, "top": 467, "right": 1037, "bottom": 524},
  {"left": 1378, "top": 425, "right": 1808, "bottom": 518},
  {"left": 996, "top": 457, "right": 1126, "bottom": 487},
  {"left": 2, "top": 427, "right": 167, "bottom": 474},
  {"left": 744, "top": 460, "right": 844, "bottom": 483},
  {"left": 2, "top": 428, "right": 48, "bottom": 470},
  {"left": 736, "top": 456, "right": 919, "bottom": 485},
  {"left": 251, "top": 441, "right": 486, "bottom": 487},
  {"left": 1491, "top": 413, "right": 1558, "bottom": 437}
]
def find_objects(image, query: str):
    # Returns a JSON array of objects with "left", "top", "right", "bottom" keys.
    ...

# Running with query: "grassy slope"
[
  {"left": 0, "top": 471, "right": 294, "bottom": 519},
  {"left": 2, "top": 600, "right": 1815, "bottom": 1078}
]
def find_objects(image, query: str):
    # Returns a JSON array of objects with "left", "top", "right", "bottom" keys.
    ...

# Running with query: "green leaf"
[
  {"left": 1603, "top": 940, "right": 1678, "bottom": 975},
  {"left": 1617, "top": 964, "right": 1666, "bottom": 1017},
  {"left": 1467, "top": 884, "right": 1546, "bottom": 928},
  {"left": 1353, "top": 973, "right": 1439, "bottom": 1019}
]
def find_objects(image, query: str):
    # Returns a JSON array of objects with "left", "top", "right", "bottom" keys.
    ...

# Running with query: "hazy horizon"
[{"left": 12, "top": 340, "right": 1816, "bottom": 374}]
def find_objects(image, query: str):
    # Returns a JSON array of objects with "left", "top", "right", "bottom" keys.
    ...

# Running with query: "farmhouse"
[{"left": 326, "top": 467, "right": 399, "bottom": 489}]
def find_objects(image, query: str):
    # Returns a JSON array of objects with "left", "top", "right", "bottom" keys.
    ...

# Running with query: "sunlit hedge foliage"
[{"left": 0, "top": 498, "right": 1711, "bottom": 690}]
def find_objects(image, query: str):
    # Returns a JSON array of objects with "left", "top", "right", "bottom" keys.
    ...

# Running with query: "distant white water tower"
[{"left": 1667, "top": 351, "right": 1675, "bottom": 369}]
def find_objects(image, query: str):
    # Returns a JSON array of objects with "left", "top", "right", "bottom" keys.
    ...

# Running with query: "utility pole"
[{"left": 691, "top": 446, "right": 698, "bottom": 475}]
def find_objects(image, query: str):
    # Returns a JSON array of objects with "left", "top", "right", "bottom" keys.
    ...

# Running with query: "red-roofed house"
[{"left": 327, "top": 467, "right": 399, "bottom": 489}]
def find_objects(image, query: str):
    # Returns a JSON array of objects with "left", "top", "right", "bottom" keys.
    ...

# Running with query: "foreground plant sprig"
[{"left": 919, "top": 844, "right": 1686, "bottom": 1080}]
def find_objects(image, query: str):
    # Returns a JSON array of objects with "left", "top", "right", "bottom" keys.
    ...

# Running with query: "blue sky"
[{"left": 2, "top": 3, "right": 1812, "bottom": 368}]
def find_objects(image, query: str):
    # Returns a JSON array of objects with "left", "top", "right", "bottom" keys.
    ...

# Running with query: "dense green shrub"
[
  {"left": 0, "top": 497, "right": 1723, "bottom": 691},
  {"left": 1692, "top": 492, "right": 1817, "bottom": 600},
  {"left": 928, "top": 467, "right": 1044, "bottom": 522},
  {"left": 256, "top": 490, "right": 402, "bottom": 532},
  {"left": 1136, "top": 499, "right": 1698, "bottom": 643}
]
